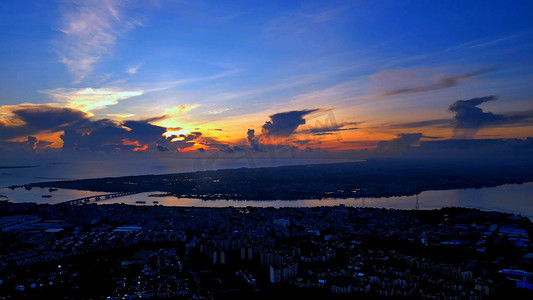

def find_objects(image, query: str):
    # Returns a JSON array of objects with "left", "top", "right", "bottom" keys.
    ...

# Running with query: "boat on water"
[
  {"left": 135, "top": 201, "right": 146, "bottom": 204},
  {"left": 49, "top": 188, "right": 58, "bottom": 192},
  {"left": 42, "top": 195, "right": 52, "bottom": 198},
  {"left": 153, "top": 201, "right": 159, "bottom": 204}
]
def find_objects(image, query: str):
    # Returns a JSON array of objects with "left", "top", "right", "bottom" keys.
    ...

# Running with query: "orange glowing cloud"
[
  {"left": 179, "top": 143, "right": 203, "bottom": 152},
  {"left": 122, "top": 139, "right": 148, "bottom": 151}
]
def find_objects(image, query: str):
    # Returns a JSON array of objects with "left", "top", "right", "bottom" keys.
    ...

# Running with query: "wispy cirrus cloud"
[
  {"left": 207, "top": 108, "right": 232, "bottom": 115},
  {"left": 297, "top": 121, "right": 359, "bottom": 136},
  {"left": 41, "top": 69, "right": 241, "bottom": 114},
  {"left": 125, "top": 62, "right": 143, "bottom": 75},
  {"left": 56, "top": 0, "right": 143, "bottom": 82},
  {"left": 266, "top": 4, "right": 351, "bottom": 34},
  {"left": 287, "top": 66, "right": 495, "bottom": 109},
  {"left": 106, "top": 113, "right": 136, "bottom": 118},
  {"left": 371, "top": 67, "right": 495, "bottom": 99},
  {"left": 444, "top": 32, "right": 532, "bottom": 52},
  {"left": 41, "top": 87, "right": 144, "bottom": 113},
  {"left": 163, "top": 105, "right": 201, "bottom": 116}
]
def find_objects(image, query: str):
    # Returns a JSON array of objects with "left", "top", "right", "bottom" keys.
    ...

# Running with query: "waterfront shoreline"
[{"left": 28, "top": 159, "right": 533, "bottom": 201}]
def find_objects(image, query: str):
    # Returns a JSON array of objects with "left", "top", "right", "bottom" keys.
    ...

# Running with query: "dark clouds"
[
  {"left": 389, "top": 118, "right": 452, "bottom": 129},
  {"left": 298, "top": 122, "right": 359, "bottom": 136},
  {"left": 61, "top": 119, "right": 168, "bottom": 151},
  {"left": 62, "top": 119, "right": 127, "bottom": 151},
  {"left": 376, "top": 133, "right": 423, "bottom": 152},
  {"left": 156, "top": 144, "right": 170, "bottom": 151},
  {"left": 0, "top": 104, "right": 89, "bottom": 140},
  {"left": 61, "top": 122, "right": 202, "bottom": 152},
  {"left": 3, "top": 97, "right": 532, "bottom": 156},
  {"left": 449, "top": 96, "right": 533, "bottom": 138},
  {"left": 24, "top": 136, "right": 38, "bottom": 151},
  {"left": 123, "top": 120, "right": 167, "bottom": 144},
  {"left": 0, "top": 103, "right": 207, "bottom": 152},
  {"left": 199, "top": 130, "right": 264, "bottom": 153},
  {"left": 383, "top": 96, "right": 533, "bottom": 138},
  {"left": 197, "top": 137, "right": 235, "bottom": 153},
  {"left": 292, "top": 140, "right": 313, "bottom": 146},
  {"left": 14, "top": 106, "right": 86, "bottom": 128},
  {"left": 262, "top": 109, "right": 318, "bottom": 137},
  {"left": 223, "top": 111, "right": 360, "bottom": 153},
  {"left": 247, "top": 129, "right": 260, "bottom": 151},
  {"left": 247, "top": 129, "right": 255, "bottom": 145},
  {"left": 160, "top": 131, "right": 202, "bottom": 151},
  {"left": 378, "top": 68, "right": 494, "bottom": 98},
  {"left": 449, "top": 96, "right": 502, "bottom": 137}
]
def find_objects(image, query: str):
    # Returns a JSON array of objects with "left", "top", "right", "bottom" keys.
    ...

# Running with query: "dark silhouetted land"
[{"left": 30, "top": 158, "right": 533, "bottom": 200}]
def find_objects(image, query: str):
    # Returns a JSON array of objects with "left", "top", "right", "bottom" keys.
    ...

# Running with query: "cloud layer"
[
  {"left": 0, "top": 104, "right": 89, "bottom": 140},
  {"left": 0, "top": 103, "right": 205, "bottom": 152},
  {"left": 56, "top": 0, "right": 143, "bottom": 82},
  {"left": 376, "top": 133, "right": 423, "bottom": 153},
  {"left": 385, "top": 96, "right": 533, "bottom": 138},
  {"left": 262, "top": 109, "right": 318, "bottom": 137},
  {"left": 449, "top": 96, "right": 502, "bottom": 137},
  {"left": 42, "top": 87, "right": 144, "bottom": 113},
  {"left": 373, "top": 68, "right": 494, "bottom": 99}
]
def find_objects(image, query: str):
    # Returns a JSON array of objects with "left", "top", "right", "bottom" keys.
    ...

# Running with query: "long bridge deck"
[{"left": 57, "top": 191, "right": 140, "bottom": 205}]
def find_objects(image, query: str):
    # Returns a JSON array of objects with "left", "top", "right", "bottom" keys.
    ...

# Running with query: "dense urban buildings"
[{"left": 1, "top": 201, "right": 532, "bottom": 298}]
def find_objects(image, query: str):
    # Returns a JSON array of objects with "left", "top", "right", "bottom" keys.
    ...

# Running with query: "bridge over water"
[{"left": 57, "top": 191, "right": 140, "bottom": 205}]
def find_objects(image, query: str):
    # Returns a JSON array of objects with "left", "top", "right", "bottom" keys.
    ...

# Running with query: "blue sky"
[{"left": 1, "top": 0, "right": 533, "bottom": 155}]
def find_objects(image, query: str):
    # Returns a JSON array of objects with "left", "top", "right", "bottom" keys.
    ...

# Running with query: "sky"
[{"left": 1, "top": 0, "right": 533, "bottom": 160}]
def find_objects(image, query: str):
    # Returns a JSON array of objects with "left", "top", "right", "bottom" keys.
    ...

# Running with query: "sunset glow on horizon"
[{"left": 1, "top": 1, "right": 533, "bottom": 156}]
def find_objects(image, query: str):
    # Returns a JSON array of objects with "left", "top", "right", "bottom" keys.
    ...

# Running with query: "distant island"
[
  {"left": 0, "top": 165, "right": 38, "bottom": 169},
  {"left": 29, "top": 158, "right": 533, "bottom": 201}
]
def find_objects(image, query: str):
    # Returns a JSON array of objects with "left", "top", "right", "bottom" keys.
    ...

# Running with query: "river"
[{"left": 2, "top": 182, "right": 533, "bottom": 219}]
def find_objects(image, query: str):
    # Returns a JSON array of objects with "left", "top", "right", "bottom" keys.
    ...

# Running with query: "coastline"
[{"left": 27, "top": 159, "right": 533, "bottom": 201}]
